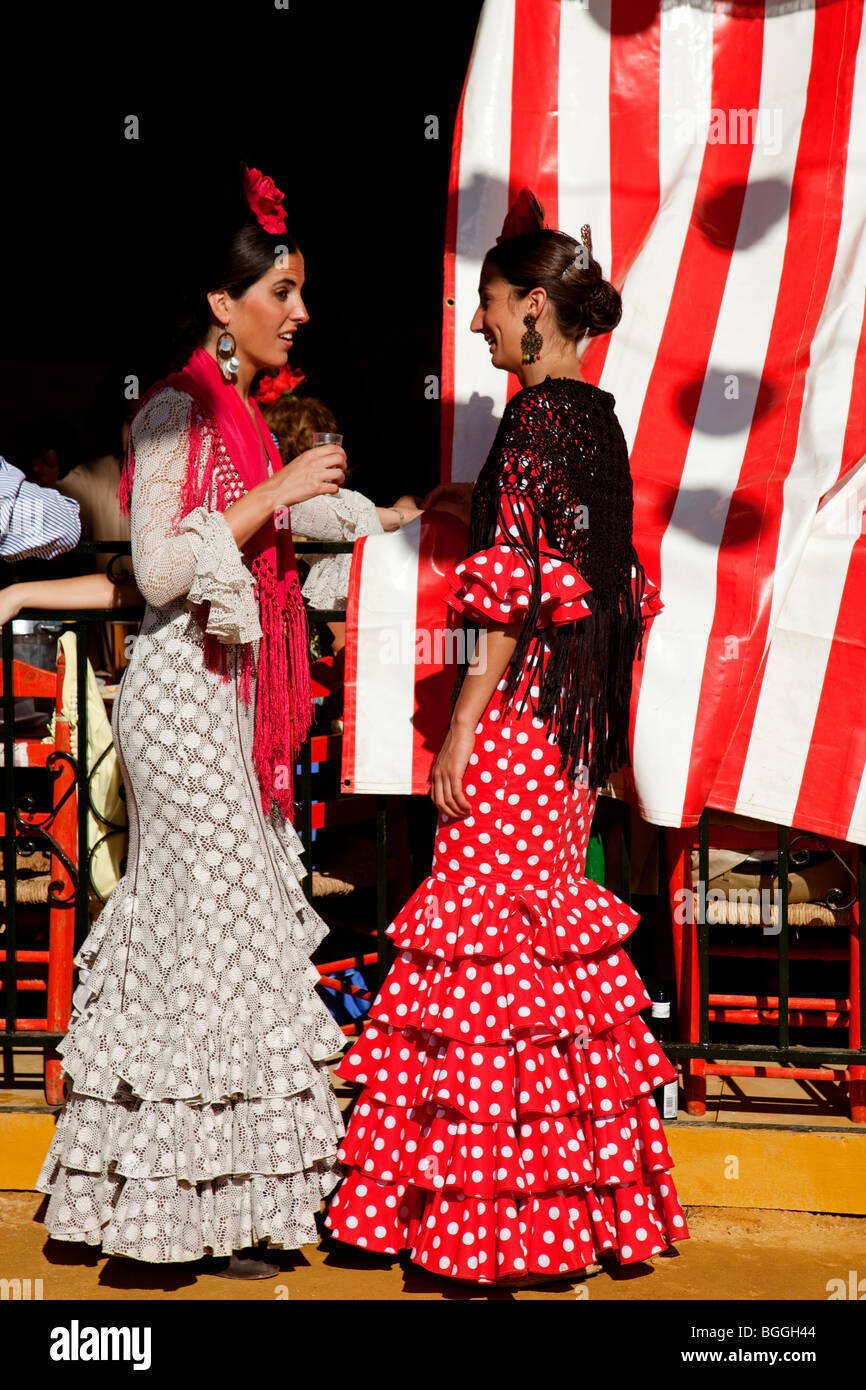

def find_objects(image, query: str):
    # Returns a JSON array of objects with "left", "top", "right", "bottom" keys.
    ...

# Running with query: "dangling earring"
[
  {"left": 520, "top": 313, "right": 543, "bottom": 364},
  {"left": 216, "top": 327, "right": 240, "bottom": 380}
]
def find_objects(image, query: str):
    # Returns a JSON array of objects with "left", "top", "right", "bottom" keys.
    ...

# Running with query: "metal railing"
[
  {"left": 662, "top": 809, "right": 865, "bottom": 1068},
  {"left": 2, "top": 543, "right": 864, "bottom": 1078}
]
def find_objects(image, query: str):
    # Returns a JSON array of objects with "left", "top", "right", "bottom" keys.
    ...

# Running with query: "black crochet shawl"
[{"left": 450, "top": 377, "right": 650, "bottom": 792}]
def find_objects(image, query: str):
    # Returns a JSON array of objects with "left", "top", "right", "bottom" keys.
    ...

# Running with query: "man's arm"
[
  {"left": 0, "top": 573, "right": 141, "bottom": 627},
  {"left": 0, "top": 458, "right": 81, "bottom": 562}
]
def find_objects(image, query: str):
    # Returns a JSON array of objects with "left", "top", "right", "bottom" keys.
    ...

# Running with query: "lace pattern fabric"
[
  {"left": 36, "top": 386, "right": 346, "bottom": 1261},
  {"left": 291, "top": 487, "right": 383, "bottom": 610}
]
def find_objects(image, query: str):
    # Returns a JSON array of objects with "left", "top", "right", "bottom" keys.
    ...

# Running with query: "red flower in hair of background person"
[{"left": 254, "top": 365, "right": 307, "bottom": 406}]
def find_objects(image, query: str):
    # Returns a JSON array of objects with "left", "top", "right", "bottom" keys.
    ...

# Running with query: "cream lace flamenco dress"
[{"left": 36, "top": 387, "right": 347, "bottom": 1262}]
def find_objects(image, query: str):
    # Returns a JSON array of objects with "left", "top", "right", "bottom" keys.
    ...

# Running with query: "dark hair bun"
[
  {"left": 571, "top": 271, "right": 622, "bottom": 338},
  {"left": 554, "top": 247, "right": 622, "bottom": 339}
]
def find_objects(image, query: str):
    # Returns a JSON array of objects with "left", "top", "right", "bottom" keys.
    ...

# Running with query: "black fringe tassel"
[{"left": 451, "top": 478, "right": 650, "bottom": 794}]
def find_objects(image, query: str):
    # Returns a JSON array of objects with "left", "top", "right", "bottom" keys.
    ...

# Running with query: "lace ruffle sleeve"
[
  {"left": 289, "top": 487, "right": 382, "bottom": 542},
  {"left": 291, "top": 487, "right": 384, "bottom": 612},
  {"left": 181, "top": 508, "right": 262, "bottom": 645}
]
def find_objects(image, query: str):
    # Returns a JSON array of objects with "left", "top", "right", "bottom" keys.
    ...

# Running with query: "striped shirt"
[{"left": 0, "top": 457, "right": 81, "bottom": 562}]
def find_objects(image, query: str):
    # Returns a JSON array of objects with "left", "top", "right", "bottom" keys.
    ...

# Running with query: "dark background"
[{"left": 1, "top": 0, "right": 484, "bottom": 506}]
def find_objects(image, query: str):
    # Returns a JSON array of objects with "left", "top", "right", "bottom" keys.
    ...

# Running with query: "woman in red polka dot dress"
[{"left": 325, "top": 197, "right": 690, "bottom": 1285}]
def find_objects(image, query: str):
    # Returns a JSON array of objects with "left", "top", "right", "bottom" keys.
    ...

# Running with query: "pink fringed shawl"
[{"left": 119, "top": 346, "right": 312, "bottom": 821}]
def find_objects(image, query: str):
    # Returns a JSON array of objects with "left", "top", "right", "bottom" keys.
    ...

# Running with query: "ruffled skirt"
[{"left": 325, "top": 869, "right": 689, "bottom": 1282}]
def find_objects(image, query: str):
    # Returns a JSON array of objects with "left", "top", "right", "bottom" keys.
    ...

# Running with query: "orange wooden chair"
[
  {"left": 663, "top": 815, "right": 864, "bottom": 1122},
  {"left": 0, "top": 649, "right": 76, "bottom": 1104}
]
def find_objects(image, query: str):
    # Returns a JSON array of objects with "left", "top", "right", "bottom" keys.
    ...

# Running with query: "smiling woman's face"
[
  {"left": 469, "top": 273, "right": 526, "bottom": 374},
  {"left": 218, "top": 252, "right": 309, "bottom": 373}
]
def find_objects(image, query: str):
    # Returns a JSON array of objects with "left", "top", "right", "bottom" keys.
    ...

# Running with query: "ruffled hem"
[
  {"left": 62, "top": 881, "right": 347, "bottom": 1104},
  {"left": 336, "top": 1089, "right": 673, "bottom": 1198},
  {"left": 37, "top": 1075, "right": 345, "bottom": 1184},
  {"left": 181, "top": 508, "right": 262, "bottom": 645},
  {"left": 387, "top": 870, "right": 641, "bottom": 963},
  {"left": 326, "top": 1168, "right": 688, "bottom": 1280},
  {"left": 55, "top": 1004, "right": 345, "bottom": 1105},
  {"left": 444, "top": 544, "right": 592, "bottom": 627},
  {"left": 368, "top": 936, "right": 651, "bottom": 1047},
  {"left": 37, "top": 1163, "right": 341, "bottom": 1261},
  {"left": 327, "top": 849, "right": 687, "bottom": 1279},
  {"left": 336, "top": 1014, "right": 674, "bottom": 1125}
]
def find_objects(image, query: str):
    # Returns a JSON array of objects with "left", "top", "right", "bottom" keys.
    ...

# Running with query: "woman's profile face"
[
  {"left": 228, "top": 252, "right": 309, "bottom": 372},
  {"left": 470, "top": 273, "right": 526, "bottom": 374}
]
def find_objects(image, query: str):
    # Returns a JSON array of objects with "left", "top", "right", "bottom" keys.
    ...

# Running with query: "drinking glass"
[{"left": 313, "top": 431, "right": 352, "bottom": 478}]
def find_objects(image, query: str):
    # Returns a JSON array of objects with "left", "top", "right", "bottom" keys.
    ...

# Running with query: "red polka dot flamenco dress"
[{"left": 325, "top": 474, "right": 689, "bottom": 1284}]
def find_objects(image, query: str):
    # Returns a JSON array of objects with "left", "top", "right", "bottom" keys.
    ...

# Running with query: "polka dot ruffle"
[
  {"left": 328, "top": 1166, "right": 687, "bottom": 1278},
  {"left": 337, "top": 1014, "right": 676, "bottom": 1124},
  {"left": 444, "top": 544, "right": 592, "bottom": 627},
  {"left": 40, "top": 1165, "right": 340, "bottom": 1261},
  {"left": 369, "top": 939, "right": 653, "bottom": 1047},
  {"left": 387, "top": 872, "right": 642, "bottom": 964},
  {"left": 336, "top": 1089, "right": 675, "bottom": 1197},
  {"left": 444, "top": 548, "right": 665, "bottom": 633}
]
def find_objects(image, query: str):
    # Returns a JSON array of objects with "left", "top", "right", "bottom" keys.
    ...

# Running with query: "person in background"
[
  {"left": 0, "top": 454, "right": 80, "bottom": 562},
  {"left": 258, "top": 375, "right": 423, "bottom": 660},
  {"left": 55, "top": 382, "right": 133, "bottom": 575},
  {"left": 15, "top": 401, "right": 134, "bottom": 676},
  {"left": 421, "top": 478, "right": 474, "bottom": 524},
  {"left": 23, "top": 416, "right": 80, "bottom": 492}
]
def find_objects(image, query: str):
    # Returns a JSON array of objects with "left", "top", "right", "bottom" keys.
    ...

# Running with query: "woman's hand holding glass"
[
  {"left": 224, "top": 444, "right": 347, "bottom": 549},
  {"left": 268, "top": 443, "right": 347, "bottom": 508}
]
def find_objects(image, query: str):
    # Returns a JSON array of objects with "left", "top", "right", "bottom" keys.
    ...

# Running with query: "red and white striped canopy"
[{"left": 442, "top": 0, "right": 866, "bottom": 843}]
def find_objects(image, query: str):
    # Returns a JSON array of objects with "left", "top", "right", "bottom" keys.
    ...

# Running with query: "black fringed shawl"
[{"left": 451, "top": 376, "right": 650, "bottom": 792}]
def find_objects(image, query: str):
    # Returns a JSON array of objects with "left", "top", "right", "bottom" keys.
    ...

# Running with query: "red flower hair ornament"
[
  {"left": 244, "top": 166, "right": 288, "bottom": 234},
  {"left": 253, "top": 366, "right": 306, "bottom": 405},
  {"left": 496, "top": 188, "right": 547, "bottom": 242},
  {"left": 497, "top": 187, "right": 595, "bottom": 276}
]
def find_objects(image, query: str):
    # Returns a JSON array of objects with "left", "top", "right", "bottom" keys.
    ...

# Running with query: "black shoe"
[{"left": 212, "top": 1246, "right": 280, "bottom": 1280}]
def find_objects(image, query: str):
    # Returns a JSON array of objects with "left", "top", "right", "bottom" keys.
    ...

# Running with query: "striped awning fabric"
[{"left": 441, "top": 0, "right": 866, "bottom": 842}]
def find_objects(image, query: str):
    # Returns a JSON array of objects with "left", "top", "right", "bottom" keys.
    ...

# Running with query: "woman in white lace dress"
[{"left": 36, "top": 165, "right": 350, "bottom": 1276}]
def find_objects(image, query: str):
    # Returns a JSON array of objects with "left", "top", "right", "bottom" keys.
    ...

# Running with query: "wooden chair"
[
  {"left": 663, "top": 813, "right": 864, "bottom": 1122},
  {"left": 0, "top": 649, "right": 76, "bottom": 1104}
]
